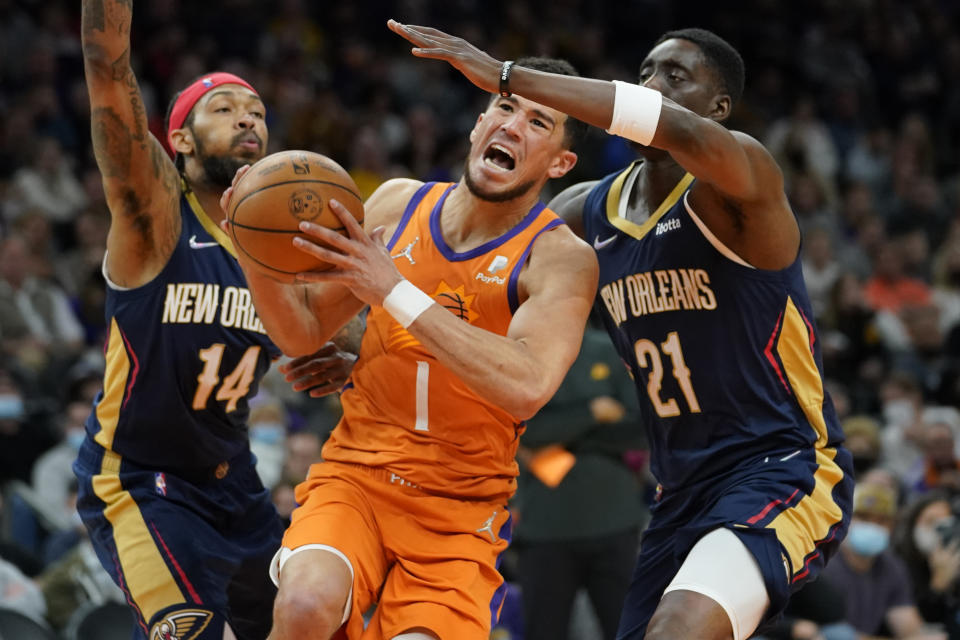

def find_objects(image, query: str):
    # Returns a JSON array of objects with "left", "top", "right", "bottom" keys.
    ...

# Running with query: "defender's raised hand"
[{"left": 388, "top": 19, "right": 502, "bottom": 94}]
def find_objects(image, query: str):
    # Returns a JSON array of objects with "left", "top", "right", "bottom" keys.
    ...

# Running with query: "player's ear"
[
  {"left": 546, "top": 149, "right": 578, "bottom": 179},
  {"left": 170, "top": 127, "right": 195, "bottom": 156},
  {"left": 709, "top": 93, "right": 731, "bottom": 122},
  {"left": 469, "top": 113, "right": 484, "bottom": 144}
]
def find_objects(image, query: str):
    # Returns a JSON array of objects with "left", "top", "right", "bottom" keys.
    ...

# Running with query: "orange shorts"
[{"left": 282, "top": 461, "right": 513, "bottom": 640}]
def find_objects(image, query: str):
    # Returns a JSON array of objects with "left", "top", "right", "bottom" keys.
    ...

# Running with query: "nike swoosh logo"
[
  {"left": 189, "top": 235, "right": 219, "bottom": 249},
  {"left": 593, "top": 234, "right": 617, "bottom": 250}
]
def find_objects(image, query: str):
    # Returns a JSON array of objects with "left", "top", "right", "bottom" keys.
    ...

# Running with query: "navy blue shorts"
[
  {"left": 73, "top": 438, "right": 283, "bottom": 640},
  {"left": 616, "top": 445, "right": 853, "bottom": 639}
]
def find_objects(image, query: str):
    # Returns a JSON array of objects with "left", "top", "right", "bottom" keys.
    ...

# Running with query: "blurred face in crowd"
[
  {"left": 0, "top": 369, "right": 25, "bottom": 436},
  {"left": 872, "top": 241, "right": 904, "bottom": 280},
  {"left": 0, "top": 236, "right": 29, "bottom": 287},
  {"left": 283, "top": 432, "right": 321, "bottom": 483},
  {"left": 464, "top": 95, "right": 576, "bottom": 203},
  {"left": 913, "top": 499, "right": 953, "bottom": 556},
  {"left": 924, "top": 423, "right": 957, "bottom": 469},
  {"left": 171, "top": 84, "right": 268, "bottom": 189}
]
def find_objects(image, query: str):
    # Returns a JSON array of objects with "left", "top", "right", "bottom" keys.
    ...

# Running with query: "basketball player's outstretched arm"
[
  {"left": 292, "top": 179, "right": 600, "bottom": 420},
  {"left": 81, "top": 1, "right": 181, "bottom": 289},
  {"left": 390, "top": 21, "right": 798, "bottom": 266}
]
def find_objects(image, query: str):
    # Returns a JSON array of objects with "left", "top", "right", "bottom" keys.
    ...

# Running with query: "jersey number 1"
[
  {"left": 193, "top": 344, "right": 262, "bottom": 413},
  {"left": 634, "top": 331, "right": 701, "bottom": 417}
]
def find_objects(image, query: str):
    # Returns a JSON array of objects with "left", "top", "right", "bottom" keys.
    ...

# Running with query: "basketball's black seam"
[
  {"left": 230, "top": 179, "right": 362, "bottom": 218},
  {"left": 230, "top": 223, "right": 353, "bottom": 233}
]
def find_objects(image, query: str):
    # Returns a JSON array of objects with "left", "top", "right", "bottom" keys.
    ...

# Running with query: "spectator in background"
[
  {"left": 822, "top": 482, "right": 946, "bottom": 639},
  {"left": 819, "top": 273, "right": 887, "bottom": 411},
  {"left": 0, "top": 233, "right": 85, "bottom": 375},
  {"left": 3, "top": 136, "right": 87, "bottom": 227},
  {"left": 865, "top": 240, "right": 933, "bottom": 314},
  {"left": 802, "top": 226, "right": 843, "bottom": 319},
  {"left": 0, "top": 365, "right": 57, "bottom": 486},
  {"left": 765, "top": 96, "right": 839, "bottom": 186},
  {"left": 906, "top": 422, "right": 960, "bottom": 497},
  {"left": 513, "top": 326, "right": 645, "bottom": 640},
  {"left": 881, "top": 372, "right": 930, "bottom": 479},
  {"left": 894, "top": 491, "right": 960, "bottom": 638},
  {"left": 842, "top": 415, "right": 884, "bottom": 479},
  {"left": 0, "top": 553, "right": 47, "bottom": 624}
]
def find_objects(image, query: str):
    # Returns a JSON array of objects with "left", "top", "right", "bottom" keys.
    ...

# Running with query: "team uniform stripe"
[
  {"left": 489, "top": 510, "right": 514, "bottom": 628},
  {"left": 765, "top": 448, "right": 845, "bottom": 579},
  {"left": 776, "top": 297, "right": 828, "bottom": 447},
  {"left": 764, "top": 310, "right": 790, "bottom": 395},
  {"left": 91, "top": 450, "right": 186, "bottom": 622},
  {"left": 117, "top": 323, "right": 140, "bottom": 409},
  {"left": 150, "top": 521, "right": 203, "bottom": 604},
  {"left": 94, "top": 318, "right": 131, "bottom": 449},
  {"left": 760, "top": 297, "right": 847, "bottom": 578},
  {"left": 184, "top": 180, "right": 237, "bottom": 259}
]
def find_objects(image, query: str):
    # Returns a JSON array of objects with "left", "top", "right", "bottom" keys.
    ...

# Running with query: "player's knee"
[
  {"left": 273, "top": 584, "right": 347, "bottom": 638},
  {"left": 645, "top": 591, "right": 733, "bottom": 640}
]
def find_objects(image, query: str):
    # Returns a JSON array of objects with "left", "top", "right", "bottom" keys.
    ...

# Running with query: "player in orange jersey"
[{"left": 221, "top": 56, "right": 599, "bottom": 640}]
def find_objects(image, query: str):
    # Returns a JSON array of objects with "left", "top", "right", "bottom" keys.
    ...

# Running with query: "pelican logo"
[
  {"left": 289, "top": 189, "right": 322, "bottom": 221},
  {"left": 476, "top": 511, "right": 498, "bottom": 543},
  {"left": 391, "top": 237, "right": 419, "bottom": 265},
  {"left": 150, "top": 609, "right": 212, "bottom": 640}
]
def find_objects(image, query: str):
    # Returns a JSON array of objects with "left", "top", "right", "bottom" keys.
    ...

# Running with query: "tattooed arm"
[{"left": 82, "top": 0, "right": 181, "bottom": 288}]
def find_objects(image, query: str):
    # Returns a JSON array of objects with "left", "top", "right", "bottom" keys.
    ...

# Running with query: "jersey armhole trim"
[{"left": 683, "top": 193, "right": 755, "bottom": 269}]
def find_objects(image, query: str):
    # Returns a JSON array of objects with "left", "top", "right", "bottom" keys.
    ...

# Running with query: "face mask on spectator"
[
  {"left": 914, "top": 525, "right": 941, "bottom": 554},
  {"left": 66, "top": 428, "right": 85, "bottom": 450},
  {"left": 251, "top": 422, "right": 286, "bottom": 446},
  {"left": 882, "top": 399, "right": 915, "bottom": 428},
  {"left": 0, "top": 393, "right": 25, "bottom": 420},
  {"left": 847, "top": 520, "right": 890, "bottom": 556}
]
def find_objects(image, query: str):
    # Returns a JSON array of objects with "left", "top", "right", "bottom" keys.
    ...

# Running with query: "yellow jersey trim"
[
  {"left": 92, "top": 449, "right": 186, "bottom": 621},
  {"left": 94, "top": 318, "right": 130, "bottom": 450},
  {"left": 183, "top": 180, "right": 237, "bottom": 259},
  {"left": 605, "top": 163, "right": 695, "bottom": 241}
]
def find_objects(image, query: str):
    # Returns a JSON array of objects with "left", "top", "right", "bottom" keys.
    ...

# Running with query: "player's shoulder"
[
  {"left": 527, "top": 221, "right": 598, "bottom": 280},
  {"left": 363, "top": 178, "right": 424, "bottom": 229},
  {"left": 546, "top": 180, "right": 601, "bottom": 235}
]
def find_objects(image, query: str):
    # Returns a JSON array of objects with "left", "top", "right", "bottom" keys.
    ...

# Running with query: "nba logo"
[
  {"left": 202, "top": 77, "right": 214, "bottom": 88},
  {"left": 488, "top": 255, "right": 508, "bottom": 274},
  {"left": 155, "top": 472, "right": 167, "bottom": 496}
]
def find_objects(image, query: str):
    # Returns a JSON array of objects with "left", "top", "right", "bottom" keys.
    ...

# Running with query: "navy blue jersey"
[
  {"left": 583, "top": 162, "right": 846, "bottom": 492},
  {"left": 85, "top": 189, "right": 281, "bottom": 470}
]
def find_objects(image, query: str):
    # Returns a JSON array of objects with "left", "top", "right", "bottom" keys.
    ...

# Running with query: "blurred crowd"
[{"left": 2, "top": 0, "right": 960, "bottom": 637}]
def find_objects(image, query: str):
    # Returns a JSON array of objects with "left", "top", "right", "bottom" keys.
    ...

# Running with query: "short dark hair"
[
  {"left": 655, "top": 28, "right": 745, "bottom": 106},
  {"left": 508, "top": 56, "right": 588, "bottom": 149}
]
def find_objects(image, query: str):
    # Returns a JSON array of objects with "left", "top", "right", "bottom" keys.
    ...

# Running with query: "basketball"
[{"left": 227, "top": 150, "right": 364, "bottom": 282}]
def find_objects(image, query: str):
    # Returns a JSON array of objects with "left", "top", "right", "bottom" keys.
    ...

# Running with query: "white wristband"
[
  {"left": 606, "top": 80, "right": 663, "bottom": 146},
  {"left": 382, "top": 279, "right": 435, "bottom": 329}
]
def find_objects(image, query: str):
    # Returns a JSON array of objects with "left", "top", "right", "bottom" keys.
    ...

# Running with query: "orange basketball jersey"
[{"left": 323, "top": 182, "right": 566, "bottom": 502}]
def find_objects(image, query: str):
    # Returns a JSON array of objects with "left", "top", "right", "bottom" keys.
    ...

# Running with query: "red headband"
[{"left": 166, "top": 72, "right": 258, "bottom": 150}]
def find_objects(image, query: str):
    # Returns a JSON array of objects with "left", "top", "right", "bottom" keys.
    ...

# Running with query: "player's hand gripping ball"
[{"left": 226, "top": 150, "right": 364, "bottom": 282}]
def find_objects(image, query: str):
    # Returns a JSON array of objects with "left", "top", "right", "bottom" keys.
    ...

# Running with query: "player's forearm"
[
  {"left": 509, "top": 67, "right": 617, "bottom": 131},
  {"left": 81, "top": 0, "right": 133, "bottom": 72},
  {"left": 404, "top": 306, "right": 559, "bottom": 420},
  {"left": 244, "top": 269, "right": 361, "bottom": 358}
]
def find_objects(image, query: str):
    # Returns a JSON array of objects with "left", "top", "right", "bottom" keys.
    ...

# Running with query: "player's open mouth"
[{"left": 483, "top": 143, "right": 515, "bottom": 172}]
